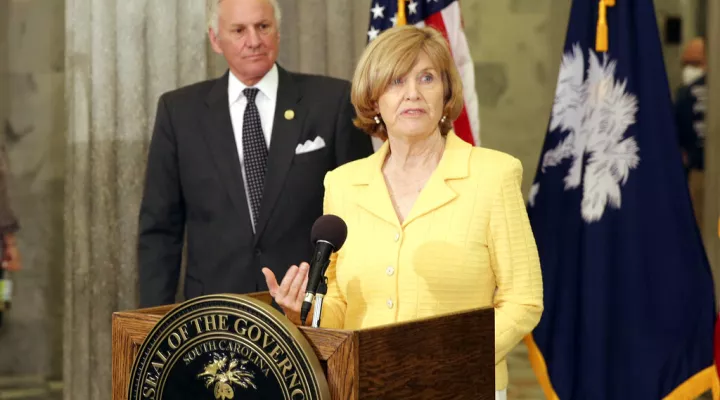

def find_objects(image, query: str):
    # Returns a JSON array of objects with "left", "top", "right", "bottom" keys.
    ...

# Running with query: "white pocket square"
[{"left": 295, "top": 136, "right": 326, "bottom": 154}]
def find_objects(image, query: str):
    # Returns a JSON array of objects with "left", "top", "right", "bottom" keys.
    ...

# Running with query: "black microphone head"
[{"left": 310, "top": 214, "right": 348, "bottom": 251}]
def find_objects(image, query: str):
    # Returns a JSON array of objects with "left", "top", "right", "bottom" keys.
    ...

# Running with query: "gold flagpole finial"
[
  {"left": 397, "top": 0, "right": 407, "bottom": 26},
  {"left": 596, "top": 0, "right": 616, "bottom": 52}
]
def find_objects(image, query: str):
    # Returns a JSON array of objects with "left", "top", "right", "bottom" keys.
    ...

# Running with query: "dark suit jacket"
[
  {"left": 138, "top": 65, "right": 374, "bottom": 307},
  {"left": 674, "top": 75, "right": 706, "bottom": 172}
]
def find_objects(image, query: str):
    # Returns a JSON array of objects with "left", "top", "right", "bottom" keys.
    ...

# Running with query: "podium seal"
[{"left": 128, "top": 294, "right": 330, "bottom": 399}]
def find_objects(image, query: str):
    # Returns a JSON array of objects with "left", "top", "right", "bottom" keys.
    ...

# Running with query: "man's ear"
[{"left": 208, "top": 27, "right": 223, "bottom": 55}]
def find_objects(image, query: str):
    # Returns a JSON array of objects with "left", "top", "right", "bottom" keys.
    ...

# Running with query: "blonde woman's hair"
[{"left": 351, "top": 25, "right": 464, "bottom": 139}]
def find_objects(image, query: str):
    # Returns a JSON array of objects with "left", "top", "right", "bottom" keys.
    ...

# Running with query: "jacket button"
[{"left": 254, "top": 248, "right": 262, "bottom": 256}]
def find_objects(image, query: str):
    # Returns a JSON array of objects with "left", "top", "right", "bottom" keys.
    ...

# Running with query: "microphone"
[{"left": 300, "top": 215, "right": 348, "bottom": 325}]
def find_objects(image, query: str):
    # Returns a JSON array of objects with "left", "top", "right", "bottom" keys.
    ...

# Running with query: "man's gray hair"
[{"left": 207, "top": 0, "right": 282, "bottom": 34}]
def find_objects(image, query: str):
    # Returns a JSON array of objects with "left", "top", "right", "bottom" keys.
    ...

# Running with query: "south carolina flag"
[{"left": 526, "top": 0, "right": 718, "bottom": 398}]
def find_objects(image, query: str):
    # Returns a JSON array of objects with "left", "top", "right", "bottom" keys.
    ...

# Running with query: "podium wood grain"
[
  {"left": 112, "top": 310, "right": 162, "bottom": 400},
  {"left": 112, "top": 293, "right": 494, "bottom": 399}
]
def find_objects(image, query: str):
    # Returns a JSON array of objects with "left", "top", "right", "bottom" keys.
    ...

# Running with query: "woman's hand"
[{"left": 262, "top": 262, "right": 310, "bottom": 325}]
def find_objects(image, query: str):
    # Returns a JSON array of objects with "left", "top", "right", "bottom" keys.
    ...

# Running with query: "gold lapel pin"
[{"left": 284, "top": 109, "right": 295, "bottom": 120}]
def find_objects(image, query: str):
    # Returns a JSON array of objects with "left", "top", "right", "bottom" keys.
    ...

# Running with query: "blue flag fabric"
[{"left": 526, "top": 0, "right": 716, "bottom": 398}]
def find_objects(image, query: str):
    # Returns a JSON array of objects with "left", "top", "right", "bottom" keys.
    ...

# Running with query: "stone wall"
[{"left": 460, "top": 0, "right": 571, "bottom": 196}]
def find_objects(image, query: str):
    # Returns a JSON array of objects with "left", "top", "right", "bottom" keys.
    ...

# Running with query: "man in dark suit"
[{"left": 138, "top": 0, "right": 373, "bottom": 307}]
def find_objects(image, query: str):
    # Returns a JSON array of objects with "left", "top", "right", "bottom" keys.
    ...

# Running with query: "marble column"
[
  {"left": 63, "top": 1, "right": 207, "bottom": 398},
  {"left": 276, "top": 0, "right": 371, "bottom": 80},
  {"left": 702, "top": 0, "right": 720, "bottom": 299},
  {"left": 63, "top": 0, "right": 369, "bottom": 398}
]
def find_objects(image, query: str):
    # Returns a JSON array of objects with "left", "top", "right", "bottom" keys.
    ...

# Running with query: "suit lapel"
[
  {"left": 201, "top": 72, "right": 253, "bottom": 227},
  {"left": 253, "top": 67, "right": 304, "bottom": 241}
]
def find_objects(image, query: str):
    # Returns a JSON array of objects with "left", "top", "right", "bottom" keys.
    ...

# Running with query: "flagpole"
[
  {"left": 397, "top": 0, "right": 407, "bottom": 26},
  {"left": 596, "top": 0, "right": 609, "bottom": 52},
  {"left": 596, "top": 0, "right": 617, "bottom": 52}
]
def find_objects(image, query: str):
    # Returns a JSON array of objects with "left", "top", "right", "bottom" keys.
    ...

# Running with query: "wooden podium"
[{"left": 112, "top": 292, "right": 495, "bottom": 399}]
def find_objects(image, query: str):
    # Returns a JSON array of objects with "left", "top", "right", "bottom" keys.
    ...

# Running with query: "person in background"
[
  {"left": 0, "top": 143, "right": 20, "bottom": 272},
  {"left": 0, "top": 142, "right": 21, "bottom": 327},
  {"left": 674, "top": 37, "right": 707, "bottom": 228},
  {"left": 263, "top": 25, "right": 543, "bottom": 400},
  {"left": 137, "top": 0, "right": 373, "bottom": 307}
]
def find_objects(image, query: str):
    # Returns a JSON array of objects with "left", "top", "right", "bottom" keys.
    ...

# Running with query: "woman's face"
[{"left": 376, "top": 51, "right": 445, "bottom": 140}]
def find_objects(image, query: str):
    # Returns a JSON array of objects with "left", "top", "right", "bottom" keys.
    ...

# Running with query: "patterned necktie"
[{"left": 241, "top": 88, "right": 268, "bottom": 228}]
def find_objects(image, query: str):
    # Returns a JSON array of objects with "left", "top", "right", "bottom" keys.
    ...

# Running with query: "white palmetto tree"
[{"left": 530, "top": 43, "right": 640, "bottom": 223}]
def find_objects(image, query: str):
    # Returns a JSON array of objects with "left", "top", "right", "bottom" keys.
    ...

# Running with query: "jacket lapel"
[
  {"left": 201, "top": 72, "right": 253, "bottom": 227},
  {"left": 253, "top": 66, "right": 304, "bottom": 241},
  {"left": 352, "top": 132, "right": 471, "bottom": 228},
  {"left": 402, "top": 132, "right": 471, "bottom": 227},
  {"left": 353, "top": 144, "right": 402, "bottom": 228}
]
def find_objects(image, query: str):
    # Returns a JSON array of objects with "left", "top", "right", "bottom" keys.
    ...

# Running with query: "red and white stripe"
[{"left": 415, "top": 1, "right": 480, "bottom": 146}]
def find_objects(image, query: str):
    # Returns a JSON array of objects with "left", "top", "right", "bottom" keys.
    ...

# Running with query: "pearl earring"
[
  {"left": 440, "top": 115, "right": 447, "bottom": 123},
  {"left": 374, "top": 115, "right": 381, "bottom": 124}
]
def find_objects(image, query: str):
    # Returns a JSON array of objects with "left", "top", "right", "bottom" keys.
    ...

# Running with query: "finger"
[
  {"left": 297, "top": 272, "right": 309, "bottom": 306},
  {"left": 296, "top": 262, "right": 310, "bottom": 303},
  {"left": 261, "top": 268, "right": 279, "bottom": 296},
  {"left": 298, "top": 262, "right": 310, "bottom": 275},
  {"left": 278, "top": 266, "right": 299, "bottom": 297},
  {"left": 288, "top": 263, "right": 309, "bottom": 300}
]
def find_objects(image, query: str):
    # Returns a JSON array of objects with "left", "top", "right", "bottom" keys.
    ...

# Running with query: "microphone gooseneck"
[{"left": 311, "top": 277, "right": 328, "bottom": 328}]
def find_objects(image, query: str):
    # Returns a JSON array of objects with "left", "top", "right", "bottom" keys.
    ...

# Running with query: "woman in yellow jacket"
[{"left": 263, "top": 25, "right": 543, "bottom": 399}]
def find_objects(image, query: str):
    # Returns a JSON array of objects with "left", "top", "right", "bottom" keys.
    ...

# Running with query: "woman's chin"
[{"left": 389, "top": 124, "right": 437, "bottom": 139}]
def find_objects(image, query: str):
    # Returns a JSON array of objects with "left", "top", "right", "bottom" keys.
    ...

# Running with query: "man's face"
[
  {"left": 681, "top": 39, "right": 706, "bottom": 85},
  {"left": 209, "top": 0, "right": 280, "bottom": 86}
]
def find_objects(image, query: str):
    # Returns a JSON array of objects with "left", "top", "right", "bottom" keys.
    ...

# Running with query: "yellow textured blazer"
[{"left": 318, "top": 132, "right": 543, "bottom": 390}]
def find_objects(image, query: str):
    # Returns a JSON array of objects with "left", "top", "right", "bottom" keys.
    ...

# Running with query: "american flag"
[{"left": 367, "top": 0, "right": 480, "bottom": 146}]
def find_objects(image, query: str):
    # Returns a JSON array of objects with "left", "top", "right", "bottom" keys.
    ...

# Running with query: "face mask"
[{"left": 682, "top": 66, "right": 705, "bottom": 85}]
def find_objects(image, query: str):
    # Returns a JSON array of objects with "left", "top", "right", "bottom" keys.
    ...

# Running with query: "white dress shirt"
[{"left": 228, "top": 64, "right": 279, "bottom": 231}]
